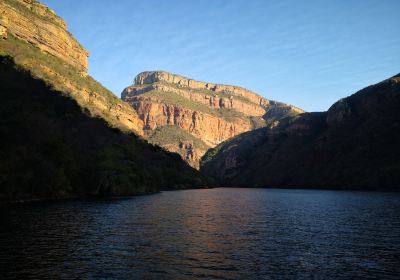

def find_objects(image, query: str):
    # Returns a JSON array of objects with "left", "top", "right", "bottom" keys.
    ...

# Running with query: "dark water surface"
[{"left": 1, "top": 188, "right": 400, "bottom": 279}]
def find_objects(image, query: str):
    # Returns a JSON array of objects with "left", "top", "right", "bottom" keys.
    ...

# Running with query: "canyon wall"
[
  {"left": 0, "top": 0, "right": 88, "bottom": 72},
  {"left": 122, "top": 71, "right": 304, "bottom": 168},
  {"left": 0, "top": 0, "right": 144, "bottom": 135}
]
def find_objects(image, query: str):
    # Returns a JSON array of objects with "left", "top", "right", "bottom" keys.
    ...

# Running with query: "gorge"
[{"left": 0, "top": 0, "right": 399, "bottom": 201}]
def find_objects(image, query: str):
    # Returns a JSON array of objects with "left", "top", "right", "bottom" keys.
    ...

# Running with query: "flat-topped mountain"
[
  {"left": 122, "top": 71, "right": 303, "bottom": 168},
  {"left": 201, "top": 74, "right": 400, "bottom": 190}
]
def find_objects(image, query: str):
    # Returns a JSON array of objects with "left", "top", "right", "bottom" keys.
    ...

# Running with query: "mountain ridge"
[
  {"left": 201, "top": 74, "right": 400, "bottom": 190},
  {"left": 122, "top": 70, "right": 304, "bottom": 168}
]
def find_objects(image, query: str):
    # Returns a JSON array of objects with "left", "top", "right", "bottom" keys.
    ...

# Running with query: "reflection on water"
[{"left": 1, "top": 188, "right": 400, "bottom": 279}]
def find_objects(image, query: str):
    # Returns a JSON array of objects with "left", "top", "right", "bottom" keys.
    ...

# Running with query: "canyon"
[
  {"left": 1, "top": 0, "right": 306, "bottom": 170},
  {"left": 1, "top": 0, "right": 398, "bottom": 195}
]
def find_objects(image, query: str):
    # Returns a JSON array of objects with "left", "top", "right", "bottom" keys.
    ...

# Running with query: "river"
[{"left": 1, "top": 188, "right": 399, "bottom": 279}]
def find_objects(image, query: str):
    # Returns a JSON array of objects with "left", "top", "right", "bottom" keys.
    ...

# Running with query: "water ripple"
[{"left": 1, "top": 188, "right": 400, "bottom": 279}]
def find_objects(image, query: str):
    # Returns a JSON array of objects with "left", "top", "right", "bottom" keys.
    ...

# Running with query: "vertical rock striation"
[
  {"left": 122, "top": 71, "right": 304, "bottom": 168},
  {"left": 0, "top": 0, "right": 144, "bottom": 135},
  {"left": 0, "top": 0, "right": 88, "bottom": 72}
]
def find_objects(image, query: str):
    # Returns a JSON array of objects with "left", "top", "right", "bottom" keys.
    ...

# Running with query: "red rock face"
[
  {"left": 122, "top": 71, "right": 304, "bottom": 168},
  {"left": 123, "top": 82, "right": 268, "bottom": 117},
  {"left": 131, "top": 99, "right": 251, "bottom": 147}
]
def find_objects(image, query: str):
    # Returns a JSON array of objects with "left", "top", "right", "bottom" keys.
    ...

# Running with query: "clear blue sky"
[{"left": 41, "top": 0, "right": 399, "bottom": 112}]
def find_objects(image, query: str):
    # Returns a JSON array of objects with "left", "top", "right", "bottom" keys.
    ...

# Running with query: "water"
[{"left": 1, "top": 188, "right": 399, "bottom": 279}]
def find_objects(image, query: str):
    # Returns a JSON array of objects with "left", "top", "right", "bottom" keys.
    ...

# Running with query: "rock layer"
[
  {"left": 122, "top": 71, "right": 303, "bottom": 167},
  {"left": 132, "top": 71, "right": 303, "bottom": 114},
  {"left": 123, "top": 82, "right": 267, "bottom": 117},
  {"left": 0, "top": 0, "right": 143, "bottom": 135},
  {"left": 126, "top": 96, "right": 251, "bottom": 147},
  {"left": 0, "top": 0, "right": 88, "bottom": 72}
]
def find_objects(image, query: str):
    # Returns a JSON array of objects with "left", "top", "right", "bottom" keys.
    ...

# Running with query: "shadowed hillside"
[
  {"left": 0, "top": 56, "right": 209, "bottom": 201},
  {"left": 201, "top": 74, "right": 400, "bottom": 191}
]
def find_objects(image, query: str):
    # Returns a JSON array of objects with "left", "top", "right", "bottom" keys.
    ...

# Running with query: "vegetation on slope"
[
  {"left": 3, "top": 0, "right": 63, "bottom": 27},
  {"left": 146, "top": 126, "right": 210, "bottom": 152},
  {"left": 201, "top": 75, "right": 400, "bottom": 191},
  {"left": 138, "top": 89, "right": 253, "bottom": 123},
  {"left": 0, "top": 34, "right": 136, "bottom": 131},
  {"left": 154, "top": 80, "right": 257, "bottom": 106},
  {"left": 0, "top": 56, "right": 209, "bottom": 201}
]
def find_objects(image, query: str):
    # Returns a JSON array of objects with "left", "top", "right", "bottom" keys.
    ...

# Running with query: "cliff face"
[
  {"left": 0, "top": 0, "right": 88, "bottom": 72},
  {"left": 122, "top": 71, "right": 303, "bottom": 168},
  {"left": 201, "top": 74, "right": 400, "bottom": 191},
  {"left": 0, "top": 0, "right": 144, "bottom": 135},
  {"left": 126, "top": 97, "right": 252, "bottom": 147},
  {"left": 0, "top": 0, "right": 89, "bottom": 74}
]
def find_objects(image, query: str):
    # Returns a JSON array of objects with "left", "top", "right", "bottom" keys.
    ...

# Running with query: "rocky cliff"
[
  {"left": 0, "top": 0, "right": 144, "bottom": 135},
  {"left": 1, "top": 0, "right": 88, "bottom": 72},
  {"left": 201, "top": 74, "right": 400, "bottom": 191},
  {"left": 122, "top": 71, "right": 303, "bottom": 168}
]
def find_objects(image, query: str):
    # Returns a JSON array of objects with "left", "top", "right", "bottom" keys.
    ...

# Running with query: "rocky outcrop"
[
  {"left": 123, "top": 82, "right": 267, "bottom": 117},
  {"left": 0, "top": 0, "right": 88, "bottom": 72},
  {"left": 122, "top": 71, "right": 303, "bottom": 167},
  {"left": 161, "top": 141, "right": 206, "bottom": 169},
  {"left": 0, "top": 10, "right": 8, "bottom": 39}
]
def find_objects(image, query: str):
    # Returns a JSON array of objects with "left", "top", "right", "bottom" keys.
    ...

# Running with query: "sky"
[{"left": 41, "top": 0, "right": 400, "bottom": 112}]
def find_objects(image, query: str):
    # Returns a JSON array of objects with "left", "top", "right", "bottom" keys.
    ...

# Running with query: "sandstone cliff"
[
  {"left": 1, "top": 0, "right": 88, "bottom": 72},
  {"left": 0, "top": 0, "right": 144, "bottom": 135},
  {"left": 122, "top": 71, "right": 303, "bottom": 168}
]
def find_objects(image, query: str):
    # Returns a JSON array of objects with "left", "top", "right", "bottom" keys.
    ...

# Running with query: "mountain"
[
  {"left": 0, "top": 0, "right": 143, "bottom": 134},
  {"left": 201, "top": 74, "right": 400, "bottom": 191},
  {"left": 122, "top": 71, "right": 303, "bottom": 168},
  {"left": 0, "top": 0, "right": 209, "bottom": 201}
]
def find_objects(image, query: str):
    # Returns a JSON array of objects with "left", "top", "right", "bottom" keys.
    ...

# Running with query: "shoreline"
[{"left": 2, "top": 185, "right": 398, "bottom": 206}]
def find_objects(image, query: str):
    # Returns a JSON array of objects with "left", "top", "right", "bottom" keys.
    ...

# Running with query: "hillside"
[
  {"left": 201, "top": 74, "right": 400, "bottom": 191},
  {"left": 0, "top": 0, "right": 210, "bottom": 201},
  {"left": 0, "top": 0, "right": 144, "bottom": 134},
  {"left": 122, "top": 71, "right": 303, "bottom": 168}
]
